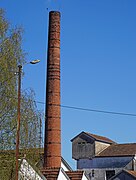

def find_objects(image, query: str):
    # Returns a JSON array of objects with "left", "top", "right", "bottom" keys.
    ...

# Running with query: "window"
[
  {"left": 78, "top": 142, "right": 86, "bottom": 145},
  {"left": 106, "top": 170, "right": 115, "bottom": 180},
  {"left": 92, "top": 169, "right": 94, "bottom": 177}
]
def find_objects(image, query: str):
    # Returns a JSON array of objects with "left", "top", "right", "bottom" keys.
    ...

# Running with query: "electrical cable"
[
  {"left": 1, "top": 92, "right": 136, "bottom": 117},
  {"left": 35, "top": 101, "right": 136, "bottom": 117},
  {"left": 1, "top": 77, "right": 136, "bottom": 117}
]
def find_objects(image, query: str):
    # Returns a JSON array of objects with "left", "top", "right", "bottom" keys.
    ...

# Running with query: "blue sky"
[{"left": 1, "top": 0, "right": 136, "bottom": 168}]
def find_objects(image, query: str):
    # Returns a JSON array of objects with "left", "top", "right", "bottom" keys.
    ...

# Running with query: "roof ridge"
[
  {"left": 71, "top": 131, "right": 116, "bottom": 144},
  {"left": 84, "top": 132, "right": 115, "bottom": 144},
  {"left": 85, "top": 132, "right": 111, "bottom": 139}
]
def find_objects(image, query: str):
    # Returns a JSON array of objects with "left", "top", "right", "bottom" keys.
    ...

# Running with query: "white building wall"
[
  {"left": 61, "top": 161, "right": 70, "bottom": 171},
  {"left": 82, "top": 172, "right": 89, "bottom": 180},
  {"left": 19, "top": 159, "right": 45, "bottom": 180},
  {"left": 57, "top": 168, "right": 70, "bottom": 180}
]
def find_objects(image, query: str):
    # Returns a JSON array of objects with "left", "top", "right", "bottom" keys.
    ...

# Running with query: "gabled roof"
[
  {"left": 41, "top": 169, "right": 89, "bottom": 180},
  {"left": 41, "top": 168, "right": 60, "bottom": 179},
  {"left": 71, "top": 131, "right": 115, "bottom": 144},
  {"left": 97, "top": 143, "right": 136, "bottom": 157},
  {"left": 66, "top": 171, "right": 88, "bottom": 180},
  {"left": 20, "top": 158, "right": 46, "bottom": 180},
  {"left": 0, "top": 148, "right": 72, "bottom": 179}
]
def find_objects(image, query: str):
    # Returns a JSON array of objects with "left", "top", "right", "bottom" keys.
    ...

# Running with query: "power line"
[
  {"left": 60, "top": 105, "right": 136, "bottom": 117},
  {"left": 35, "top": 100, "right": 136, "bottom": 117},
  {"left": 1, "top": 95, "right": 136, "bottom": 117}
]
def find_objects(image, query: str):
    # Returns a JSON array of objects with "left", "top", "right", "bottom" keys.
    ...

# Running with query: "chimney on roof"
[{"left": 43, "top": 11, "right": 61, "bottom": 169}]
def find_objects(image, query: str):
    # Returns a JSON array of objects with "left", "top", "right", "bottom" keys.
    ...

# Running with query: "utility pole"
[
  {"left": 15, "top": 65, "right": 22, "bottom": 180},
  {"left": 39, "top": 118, "right": 42, "bottom": 148},
  {"left": 15, "top": 60, "right": 40, "bottom": 179}
]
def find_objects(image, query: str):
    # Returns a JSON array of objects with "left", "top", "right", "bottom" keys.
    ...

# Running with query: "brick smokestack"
[{"left": 44, "top": 11, "right": 61, "bottom": 169}]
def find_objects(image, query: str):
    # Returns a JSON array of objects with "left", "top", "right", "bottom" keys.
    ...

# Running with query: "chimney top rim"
[{"left": 49, "top": 11, "right": 60, "bottom": 14}]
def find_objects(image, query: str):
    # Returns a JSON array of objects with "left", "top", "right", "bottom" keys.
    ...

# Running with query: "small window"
[
  {"left": 92, "top": 169, "right": 94, "bottom": 177},
  {"left": 78, "top": 142, "right": 86, "bottom": 145},
  {"left": 106, "top": 170, "right": 115, "bottom": 180}
]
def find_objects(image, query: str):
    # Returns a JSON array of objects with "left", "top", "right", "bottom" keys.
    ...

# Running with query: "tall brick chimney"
[{"left": 44, "top": 11, "right": 61, "bottom": 169}]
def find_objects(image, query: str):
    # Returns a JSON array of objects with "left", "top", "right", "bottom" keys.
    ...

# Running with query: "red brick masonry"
[{"left": 44, "top": 11, "right": 61, "bottom": 169}]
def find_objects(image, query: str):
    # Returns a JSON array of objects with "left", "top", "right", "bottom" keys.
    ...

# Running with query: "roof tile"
[
  {"left": 71, "top": 131, "right": 115, "bottom": 144},
  {"left": 41, "top": 168, "right": 60, "bottom": 179},
  {"left": 97, "top": 143, "right": 136, "bottom": 157},
  {"left": 66, "top": 171, "right": 84, "bottom": 180},
  {"left": 85, "top": 132, "right": 115, "bottom": 144}
]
